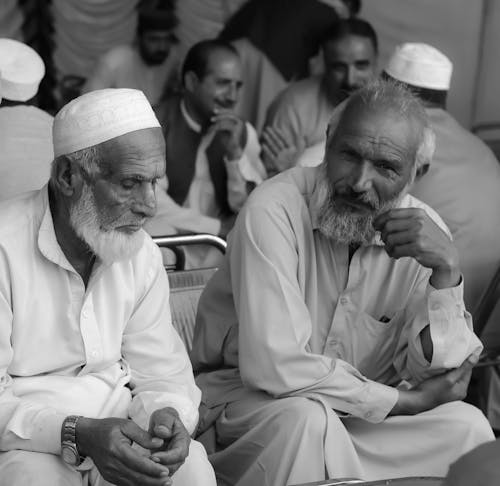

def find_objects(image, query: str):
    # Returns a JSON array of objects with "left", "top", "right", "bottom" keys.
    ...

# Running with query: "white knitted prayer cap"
[
  {"left": 0, "top": 38, "right": 45, "bottom": 103},
  {"left": 384, "top": 42, "right": 453, "bottom": 90},
  {"left": 53, "top": 88, "right": 161, "bottom": 157}
]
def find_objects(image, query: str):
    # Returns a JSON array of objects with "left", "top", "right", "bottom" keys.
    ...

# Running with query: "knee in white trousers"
[
  {"left": 172, "top": 439, "right": 216, "bottom": 486},
  {"left": 0, "top": 449, "right": 81, "bottom": 486}
]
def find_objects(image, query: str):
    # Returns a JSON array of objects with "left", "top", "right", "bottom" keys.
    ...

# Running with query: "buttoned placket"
[
  {"left": 322, "top": 244, "right": 363, "bottom": 359},
  {"left": 74, "top": 263, "right": 107, "bottom": 373}
]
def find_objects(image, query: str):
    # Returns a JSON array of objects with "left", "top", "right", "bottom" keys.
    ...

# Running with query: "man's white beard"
[
  {"left": 316, "top": 169, "right": 407, "bottom": 245},
  {"left": 69, "top": 183, "right": 145, "bottom": 264}
]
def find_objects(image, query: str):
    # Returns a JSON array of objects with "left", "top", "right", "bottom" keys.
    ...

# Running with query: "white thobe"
[
  {"left": 191, "top": 165, "right": 493, "bottom": 485},
  {"left": 0, "top": 187, "right": 200, "bottom": 453}
]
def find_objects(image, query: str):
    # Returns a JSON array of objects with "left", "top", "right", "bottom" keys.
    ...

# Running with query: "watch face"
[{"left": 62, "top": 443, "right": 79, "bottom": 466}]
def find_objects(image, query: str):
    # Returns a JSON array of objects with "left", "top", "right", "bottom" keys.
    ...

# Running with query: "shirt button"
[
  {"left": 90, "top": 349, "right": 98, "bottom": 358},
  {"left": 365, "top": 411, "right": 373, "bottom": 419},
  {"left": 431, "top": 303, "right": 440, "bottom": 311},
  {"left": 340, "top": 297, "right": 349, "bottom": 305},
  {"left": 328, "top": 339, "right": 337, "bottom": 347}
]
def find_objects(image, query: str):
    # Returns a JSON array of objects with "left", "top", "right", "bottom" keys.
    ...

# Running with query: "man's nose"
[
  {"left": 133, "top": 183, "right": 157, "bottom": 218},
  {"left": 226, "top": 84, "right": 238, "bottom": 103},
  {"left": 346, "top": 66, "right": 359, "bottom": 88},
  {"left": 350, "top": 160, "right": 374, "bottom": 192}
]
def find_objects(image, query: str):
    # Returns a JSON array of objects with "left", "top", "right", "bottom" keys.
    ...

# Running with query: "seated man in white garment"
[
  {"left": 190, "top": 79, "right": 494, "bottom": 486},
  {"left": 0, "top": 88, "right": 216, "bottom": 486}
]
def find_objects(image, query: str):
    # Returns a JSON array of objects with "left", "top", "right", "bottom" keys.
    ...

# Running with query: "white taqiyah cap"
[
  {"left": 0, "top": 38, "right": 45, "bottom": 103},
  {"left": 384, "top": 42, "right": 453, "bottom": 90},
  {"left": 53, "top": 88, "right": 161, "bottom": 157}
]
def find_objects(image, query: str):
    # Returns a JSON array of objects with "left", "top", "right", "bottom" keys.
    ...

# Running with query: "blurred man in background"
[
  {"left": 0, "top": 38, "right": 53, "bottom": 201},
  {"left": 82, "top": 4, "right": 180, "bottom": 110},
  {"left": 150, "top": 39, "right": 266, "bottom": 267},
  {"left": 261, "top": 17, "right": 378, "bottom": 175}
]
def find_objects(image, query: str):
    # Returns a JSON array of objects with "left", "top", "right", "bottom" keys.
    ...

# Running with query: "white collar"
[{"left": 180, "top": 99, "right": 202, "bottom": 133}]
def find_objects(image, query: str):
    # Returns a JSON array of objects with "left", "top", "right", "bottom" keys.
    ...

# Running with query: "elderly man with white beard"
[
  {"left": 190, "top": 79, "right": 495, "bottom": 486},
  {"left": 0, "top": 88, "right": 216, "bottom": 486}
]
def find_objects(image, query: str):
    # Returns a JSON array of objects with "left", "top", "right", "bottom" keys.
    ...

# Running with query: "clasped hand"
[
  {"left": 76, "top": 407, "right": 190, "bottom": 486},
  {"left": 208, "top": 109, "right": 246, "bottom": 161}
]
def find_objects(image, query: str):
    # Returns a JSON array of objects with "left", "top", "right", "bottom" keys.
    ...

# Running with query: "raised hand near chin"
[{"left": 374, "top": 207, "right": 461, "bottom": 289}]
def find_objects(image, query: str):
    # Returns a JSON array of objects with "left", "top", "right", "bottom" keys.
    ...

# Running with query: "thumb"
[{"left": 122, "top": 421, "right": 164, "bottom": 450}]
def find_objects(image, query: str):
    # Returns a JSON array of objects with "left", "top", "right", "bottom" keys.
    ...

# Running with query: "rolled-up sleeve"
[
  {"left": 395, "top": 276, "right": 483, "bottom": 385},
  {"left": 231, "top": 201, "right": 398, "bottom": 423}
]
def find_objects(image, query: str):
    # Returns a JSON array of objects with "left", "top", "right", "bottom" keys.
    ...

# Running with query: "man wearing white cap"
[
  {"left": 0, "top": 88, "right": 216, "bottom": 485},
  {"left": 0, "top": 38, "right": 53, "bottom": 201},
  {"left": 383, "top": 42, "right": 500, "bottom": 315}
]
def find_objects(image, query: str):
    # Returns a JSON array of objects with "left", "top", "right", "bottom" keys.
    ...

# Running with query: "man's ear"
[
  {"left": 183, "top": 71, "right": 199, "bottom": 93},
  {"left": 416, "top": 163, "right": 430, "bottom": 180},
  {"left": 51, "top": 156, "right": 84, "bottom": 197}
]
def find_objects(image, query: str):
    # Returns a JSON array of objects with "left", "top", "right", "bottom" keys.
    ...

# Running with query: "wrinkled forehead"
[
  {"left": 99, "top": 127, "right": 166, "bottom": 175},
  {"left": 331, "top": 100, "right": 422, "bottom": 158}
]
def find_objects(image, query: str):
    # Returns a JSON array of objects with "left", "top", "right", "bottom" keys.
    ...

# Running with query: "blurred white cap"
[
  {"left": 384, "top": 42, "right": 453, "bottom": 90},
  {"left": 53, "top": 88, "right": 161, "bottom": 157},
  {"left": 0, "top": 38, "right": 45, "bottom": 103}
]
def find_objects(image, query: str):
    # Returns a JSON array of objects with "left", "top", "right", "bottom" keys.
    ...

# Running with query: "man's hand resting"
[
  {"left": 76, "top": 417, "right": 173, "bottom": 486},
  {"left": 148, "top": 407, "right": 191, "bottom": 477},
  {"left": 390, "top": 354, "right": 477, "bottom": 416}
]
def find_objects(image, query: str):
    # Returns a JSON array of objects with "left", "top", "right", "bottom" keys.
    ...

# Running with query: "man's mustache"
[{"left": 334, "top": 189, "right": 380, "bottom": 211}]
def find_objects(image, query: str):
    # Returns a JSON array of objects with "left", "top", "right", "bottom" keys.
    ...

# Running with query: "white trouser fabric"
[
  {"left": 0, "top": 439, "right": 215, "bottom": 486},
  {"left": 206, "top": 391, "right": 494, "bottom": 486}
]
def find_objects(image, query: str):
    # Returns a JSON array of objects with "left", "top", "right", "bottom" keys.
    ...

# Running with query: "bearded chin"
[
  {"left": 69, "top": 184, "right": 145, "bottom": 264},
  {"left": 316, "top": 175, "right": 406, "bottom": 245}
]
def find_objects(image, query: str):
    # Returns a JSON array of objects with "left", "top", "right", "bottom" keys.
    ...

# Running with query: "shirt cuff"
[
  {"left": 4, "top": 409, "right": 67, "bottom": 454},
  {"left": 426, "top": 280, "right": 482, "bottom": 368},
  {"left": 358, "top": 381, "right": 399, "bottom": 423}
]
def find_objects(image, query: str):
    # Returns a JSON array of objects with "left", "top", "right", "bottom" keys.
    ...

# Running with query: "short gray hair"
[
  {"left": 328, "top": 78, "right": 436, "bottom": 171},
  {"left": 50, "top": 145, "right": 102, "bottom": 182}
]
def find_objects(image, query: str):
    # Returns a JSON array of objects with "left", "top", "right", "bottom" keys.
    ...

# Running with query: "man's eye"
[
  {"left": 377, "top": 163, "right": 398, "bottom": 176},
  {"left": 341, "top": 149, "right": 358, "bottom": 159},
  {"left": 121, "top": 179, "right": 137, "bottom": 189}
]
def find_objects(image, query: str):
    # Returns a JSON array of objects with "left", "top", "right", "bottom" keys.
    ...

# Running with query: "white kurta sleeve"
[
  {"left": 225, "top": 123, "right": 266, "bottom": 212},
  {"left": 125, "top": 245, "right": 201, "bottom": 434},
  {"left": 231, "top": 201, "right": 398, "bottom": 424},
  {"left": 263, "top": 87, "right": 303, "bottom": 149},
  {"left": 394, "top": 274, "right": 483, "bottom": 385}
]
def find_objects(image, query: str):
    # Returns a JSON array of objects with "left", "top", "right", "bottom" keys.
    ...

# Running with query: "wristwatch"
[{"left": 61, "top": 415, "right": 84, "bottom": 466}]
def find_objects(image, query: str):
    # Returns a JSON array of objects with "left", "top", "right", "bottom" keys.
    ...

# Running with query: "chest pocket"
[{"left": 349, "top": 308, "right": 405, "bottom": 385}]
